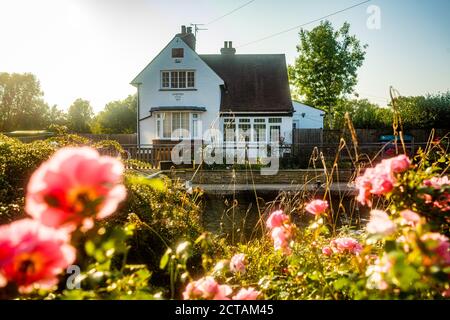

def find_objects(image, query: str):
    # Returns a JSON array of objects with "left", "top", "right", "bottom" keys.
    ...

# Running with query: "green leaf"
[
  {"left": 85, "top": 240, "right": 96, "bottom": 256},
  {"left": 160, "top": 248, "right": 172, "bottom": 270},
  {"left": 333, "top": 278, "right": 349, "bottom": 290},
  {"left": 384, "top": 240, "right": 397, "bottom": 252}
]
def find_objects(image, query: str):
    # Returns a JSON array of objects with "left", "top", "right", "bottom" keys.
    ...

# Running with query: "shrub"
[
  {"left": 108, "top": 174, "right": 203, "bottom": 288},
  {"left": 0, "top": 135, "right": 56, "bottom": 223}
]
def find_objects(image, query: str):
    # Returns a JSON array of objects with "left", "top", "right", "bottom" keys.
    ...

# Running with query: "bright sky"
[{"left": 1, "top": 0, "right": 449, "bottom": 113}]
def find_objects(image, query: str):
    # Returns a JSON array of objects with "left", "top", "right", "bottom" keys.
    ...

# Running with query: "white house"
[
  {"left": 131, "top": 26, "right": 294, "bottom": 148},
  {"left": 292, "top": 101, "right": 325, "bottom": 129}
]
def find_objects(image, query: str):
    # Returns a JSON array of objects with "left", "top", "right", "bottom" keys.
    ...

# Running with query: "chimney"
[
  {"left": 176, "top": 25, "right": 196, "bottom": 51},
  {"left": 220, "top": 41, "right": 236, "bottom": 55}
]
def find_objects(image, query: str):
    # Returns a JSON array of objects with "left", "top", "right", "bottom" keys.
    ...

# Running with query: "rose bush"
[
  {"left": 178, "top": 152, "right": 449, "bottom": 300},
  {"left": 0, "top": 135, "right": 449, "bottom": 300}
]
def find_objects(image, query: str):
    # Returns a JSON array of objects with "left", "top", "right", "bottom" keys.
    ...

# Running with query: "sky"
[{"left": 0, "top": 0, "right": 449, "bottom": 113}]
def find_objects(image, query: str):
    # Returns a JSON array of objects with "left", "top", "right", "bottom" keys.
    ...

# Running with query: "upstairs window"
[
  {"left": 161, "top": 71, "right": 170, "bottom": 88},
  {"left": 161, "top": 70, "right": 195, "bottom": 89},
  {"left": 172, "top": 48, "right": 184, "bottom": 58},
  {"left": 187, "top": 71, "right": 195, "bottom": 87}
]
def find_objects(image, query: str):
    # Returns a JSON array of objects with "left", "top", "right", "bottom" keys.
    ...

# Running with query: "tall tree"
[
  {"left": 92, "top": 95, "right": 137, "bottom": 134},
  {"left": 289, "top": 21, "right": 367, "bottom": 128},
  {"left": 67, "top": 98, "right": 93, "bottom": 133},
  {"left": 0, "top": 72, "right": 51, "bottom": 131},
  {"left": 46, "top": 104, "right": 67, "bottom": 127}
]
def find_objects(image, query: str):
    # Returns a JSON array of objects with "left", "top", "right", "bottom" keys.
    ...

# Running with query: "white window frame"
[
  {"left": 223, "top": 117, "right": 279, "bottom": 144},
  {"left": 192, "top": 113, "right": 199, "bottom": 139},
  {"left": 156, "top": 112, "right": 200, "bottom": 139},
  {"left": 160, "top": 70, "right": 195, "bottom": 89}
]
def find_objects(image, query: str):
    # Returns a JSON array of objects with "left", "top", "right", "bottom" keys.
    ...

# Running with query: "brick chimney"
[
  {"left": 220, "top": 41, "right": 236, "bottom": 55},
  {"left": 177, "top": 25, "right": 196, "bottom": 51}
]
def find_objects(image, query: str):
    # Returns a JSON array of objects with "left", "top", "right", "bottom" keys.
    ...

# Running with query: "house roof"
[
  {"left": 292, "top": 101, "right": 325, "bottom": 113},
  {"left": 199, "top": 54, "right": 293, "bottom": 114}
]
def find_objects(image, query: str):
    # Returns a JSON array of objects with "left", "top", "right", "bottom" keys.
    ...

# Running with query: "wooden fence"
[{"left": 122, "top": 145, "right": 172, "bottom": 167}]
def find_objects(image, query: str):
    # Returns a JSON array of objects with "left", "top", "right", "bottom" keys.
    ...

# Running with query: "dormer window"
[
  {"left": 172, "top": 48, "right": 184, "bottom": 58},
  {"left": 161, "top": 70, "right": 195, "bottom": 89}
]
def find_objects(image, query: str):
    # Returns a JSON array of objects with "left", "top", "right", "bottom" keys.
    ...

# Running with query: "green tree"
[
  {"left": 352, "top": 99, "right": 392, "bottom": 129},
  {"left": 67, "top": 98, "right": 93, "bottom": 133},
  {"left": 289, "top": 21, "right": 367, "bottom": 128},
  {"left": 92, "top": 95, "right": 137, "bottom": 134},
  {"left": 0, "top": 72, "right": 51, "bottom": 131},
  {"left": 46, "top": 104, "right": 67, "bottom": 127},
  {"left": 394, "top": 92, "right": 450, "bottom": 129},
  {"left": 331, "top": 99, "right": 392, "bottom": 129}
]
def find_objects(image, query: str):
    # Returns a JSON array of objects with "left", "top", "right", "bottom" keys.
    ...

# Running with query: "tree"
[
  {"left": 331, "top": 99, "right": 392, "bottom": 129},
  {"left": 67, "top": 98, "right": 93, "bottom": 133},
  {"left": 92, "top": 95, "right": 137, "bottom": 134},
  {"left": 289, "top": 21, "right": 367, "bottom": 128},
  {"left": 46, "top": 105, "right": 67, "bottom": 128},
  {"left": 394, "top": 92, "right": 450, "bottom": 129},
  {"left": 352, "top": 99, "right": 392, "bottom": 129},
  {"left": 0, "top": 72, "right": 52, "bottom": 131}
]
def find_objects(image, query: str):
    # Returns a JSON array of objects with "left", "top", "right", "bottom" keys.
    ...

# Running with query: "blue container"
[{"left": 379, "top": 134, "right": 413, "bottom": 142}]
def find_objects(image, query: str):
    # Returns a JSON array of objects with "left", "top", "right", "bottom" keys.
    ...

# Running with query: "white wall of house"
[
  {"left": 292, "top": 101, "right": 325, "bottom": 129},
  {"left": 133, "top": 36, "right": 224, "bottom": 144}
]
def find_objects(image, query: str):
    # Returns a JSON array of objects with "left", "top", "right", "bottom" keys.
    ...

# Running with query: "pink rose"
[
  {"left": 400, "top": 210, "right": 421, "bottom": 227},
  {"left": 26, "top": 147, "right": 127, "bottom": 230},
  {"left": 0, "top": 219, "right": 76, "bottom": 292},
  {"left": 182, "top": 282, "right": 202, "bottom": 300},
  {"left": 232, "top": 287, "right": 261, "bottom": 300},
  {"left": 424, "top": 176, "right": 450, "bottom": 189},
  {"left": 356, "top": 175, "right": 372, "bottom": 206},
  {"left": 442, "top": 288, "right": 450, "bottom": 298},
  {"left": 214, "top": 284, "right": 233, "bottom": 300},
  {"left": 370, "top": 163, "right": 394, "bottom": 195},
  {"left": 305, "top": 200, "right": 329, "bottom": 216},
  {"left": 266, "top": 210, "right": 289, "bottom": 229},
  {"left": 331, "top": 237, "right": 363, "bottom": 255},
  {"left": 355, "top": 156, "right": 410, "bottom": 206},
  {"left": 183, "top": 276, "right": 232, "bottom": 300},
  {"left": 322, "top": 246, "right": 333, "bottom": 256},
  {"left": 365, "top": 256, "right": 392, "bottom": 290},
  {"left": 388, "top": 154, "right": 411, "bottom": 173},
  {"left": 229, "top": 253, "right": 246, "bottom": 274},
  {"left": 366, "top": 210, "right": 396, "bottom": 236},
  {"left": 421, "top": 233, "right": 450, "bottom": 266},
  {"left": 271, "top": 226, "right": 293, "bottom": 255}
]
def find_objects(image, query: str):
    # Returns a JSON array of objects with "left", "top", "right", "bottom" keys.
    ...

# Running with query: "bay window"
[{"left": 156, "top": 112, "right": 198, "bottom": 139}]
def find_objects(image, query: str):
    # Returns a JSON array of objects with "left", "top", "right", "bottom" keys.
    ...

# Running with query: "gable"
[{"left": 130, "top": 36, "right": 223, "bottom": 85}]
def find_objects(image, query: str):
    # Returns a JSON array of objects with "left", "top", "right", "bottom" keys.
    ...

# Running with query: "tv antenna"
[{"left": 190, "top": 23, "right": 208, "bottom": 38}]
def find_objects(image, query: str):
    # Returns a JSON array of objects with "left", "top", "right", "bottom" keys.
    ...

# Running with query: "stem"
[{"left": 313, "top": 250, "right": 338, "bottom": 300}]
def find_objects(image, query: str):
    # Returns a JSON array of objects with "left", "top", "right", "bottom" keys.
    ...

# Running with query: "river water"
[{"left": 200, "top": 189, "right": 369, "bottom": 243}]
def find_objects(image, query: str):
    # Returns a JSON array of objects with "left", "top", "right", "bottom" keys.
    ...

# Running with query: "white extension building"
[
  {"left": 292, "top": 101, "right": 325, "bottom": 129},
  {"left": 131, "top": 26, "right": 294, "bottom": 147}
]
